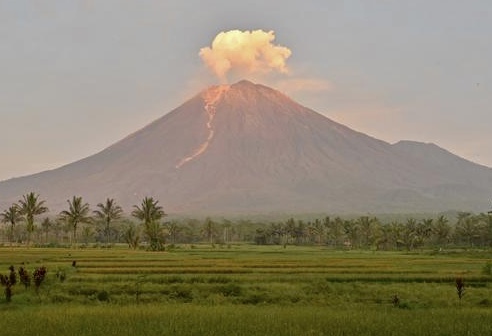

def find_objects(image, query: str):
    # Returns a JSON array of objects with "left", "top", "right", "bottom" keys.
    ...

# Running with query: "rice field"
[{"left": 0, "top": 245, "right": 491, "bottom": 335}]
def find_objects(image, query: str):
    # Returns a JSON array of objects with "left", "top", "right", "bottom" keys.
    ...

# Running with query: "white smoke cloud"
[{"left": 199, "top": 29, "right": 292, "bottom": 81}]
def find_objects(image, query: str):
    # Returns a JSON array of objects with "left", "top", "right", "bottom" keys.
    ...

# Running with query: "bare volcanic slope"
[{"left": 1, "top": 80, "right": 491, "bottom": 214}]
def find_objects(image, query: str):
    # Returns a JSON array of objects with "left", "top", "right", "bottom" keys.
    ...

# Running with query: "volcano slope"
[{"left": 1, "top": 80, "right": 491, "bottom": 215}]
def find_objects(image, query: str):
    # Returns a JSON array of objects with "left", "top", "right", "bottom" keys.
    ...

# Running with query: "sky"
[{"left": 1, "top": 0, "right": 491, "bottom": 181}]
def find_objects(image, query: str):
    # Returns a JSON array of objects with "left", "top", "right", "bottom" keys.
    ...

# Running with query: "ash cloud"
[{"left": 199, "top": 29, "right": 291, "bottom": 82}]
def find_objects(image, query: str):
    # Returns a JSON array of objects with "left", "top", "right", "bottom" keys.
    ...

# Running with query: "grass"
[
  {"left": 1, "top": 305, "right": 491, "bottom": 336},
  {"left": 0, "top": 245, "right": 490, "bottom": 335}
]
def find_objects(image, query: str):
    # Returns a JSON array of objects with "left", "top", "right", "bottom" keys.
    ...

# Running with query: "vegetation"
[
  {"left": 93, "top": 198, "right": 123, "bottom": 246},
  {"left": 0, "top": 204, "right": 22, "bottom": 246},
  {"left": 2, "top": 192, "right": 492, "bottom": 250},
  {"left": 1, "top": 193, "right": 491, "bottom": 334},
  {"left": 0, "top": 246, "right": 490, "bottom": 335},
  {"left": 59, "top": 196, "right": 91, "bottom": 247},
  {"left": 131, "top": 197, "right": 166, "bottom": 251},
  {"left": 18, "top": 192, "right": 48, "bottom": 246}
]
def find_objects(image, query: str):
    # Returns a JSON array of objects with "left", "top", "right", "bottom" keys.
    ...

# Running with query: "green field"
[{"left": 0, "top": 245, "right": 491, "bottom": 335}]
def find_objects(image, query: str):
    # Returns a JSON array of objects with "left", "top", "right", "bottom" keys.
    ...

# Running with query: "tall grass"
[{"left": 0, "top": 304, "right": 491, "bottom": 336}]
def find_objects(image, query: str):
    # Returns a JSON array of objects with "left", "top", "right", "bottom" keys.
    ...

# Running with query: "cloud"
[{"left": 199, "top": 29, "right": 291, "bottom": 82}]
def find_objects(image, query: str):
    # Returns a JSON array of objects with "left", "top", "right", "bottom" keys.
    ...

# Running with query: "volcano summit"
[{"left": 1, "top": 80, "right": 491, "bottom": 215}]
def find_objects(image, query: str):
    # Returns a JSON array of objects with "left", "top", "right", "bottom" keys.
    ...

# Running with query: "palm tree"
[
  {"left": 81, "top": 226, "right": 94, "bottom": 245},
  {"left": 124, "top": 222, "right": 140, "bottom": 249},
  {"left": 222, "top": 219, "right": 232, "bottom": 244},
  {"left": 401, "top": 218, "right": 418, "bottom": 250},
  {"left": 356, "top": 216, "right": 381, "bottom": 249},
  {"left": 40, "top": 217, "right": 52, "bottom": 244},
  {"left": 455, "top": 212, "right": 485, "bottom": 247},
  {"left": 93, "top": 198, "right": 123, "bottom": 245},
  {"left": 343, "top": 219, "right": 359, "bottom": 249},
  {"left": 269, "top": 222, "right": 284, "bottom": 245},
  {"left": 309, "top": 218, "right": 325, "bottom": 245},
  {"left": 131, "top": 197, "right": 166, "bottom": 251},
  {"left": 166, "top": 221, "right": 181, "bottom": 244},
  {"left": 325, "top": 216, "right": 344, "bottom": 248},
  {"left": 415, "top": 218, "right": 433, "bottom": 249},
  {"left": 18, "top": 192, "right": 48, "bottom": 246},
  {"left": 481, "top": 212, "right": 492, "bottom": 247},
  {"left": 432, "top": 215, "right": 451, "bottom": 247},
  {"left": 202, "top": 217, "right": 216, "bottom": 245},
  {"left": 59, "top": 196, "right": 91, "bottom": 247},
  {"left": 284, "top": 218, "right": 297, "bottom": 246},
  {"left": 0, "top": 204, "right": 22, "bottom": 246}
]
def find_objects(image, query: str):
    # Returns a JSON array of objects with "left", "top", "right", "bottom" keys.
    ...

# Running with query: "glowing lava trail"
[{"left": 176, "top": 85, "right": 229, "bottom": 168}]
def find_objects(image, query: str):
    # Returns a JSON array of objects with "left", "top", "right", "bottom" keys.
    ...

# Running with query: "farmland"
[{"left": 0, "top": 245, "right": 491, "bottom": 335}]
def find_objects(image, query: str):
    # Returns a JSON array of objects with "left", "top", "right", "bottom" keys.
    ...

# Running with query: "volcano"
[{"left": 1, "top": 80, "right": 491, "bottom": 215}]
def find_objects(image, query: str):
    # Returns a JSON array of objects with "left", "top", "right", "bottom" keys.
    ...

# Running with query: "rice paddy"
[{"left": 0, "top": 245, "right": 491, "bottom": 335}]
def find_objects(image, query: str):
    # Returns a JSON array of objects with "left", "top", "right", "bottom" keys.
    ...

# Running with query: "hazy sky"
[{"left": 1, "top": 1, "right": 491, "bottom": 181}]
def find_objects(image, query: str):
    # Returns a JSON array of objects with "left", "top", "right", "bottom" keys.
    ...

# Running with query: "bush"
[
  {"left": 18, "top": 267, "right": 31, "bottom": 288},
  {"left": 168, "top": 286, "right": 193, "bottom": 302},
  {"left": 482, "top": 262, "right": 492, "bottom": 275},
  {"left": 50, "top": 293, "right": 73, "bottom": 303},
  {"left": 478, "top": 298, "right": 491, "bottom": 307},
  {"left": 8, "top": 266, "right": 16, "bottom": 286},
  {"left": 216, "top": 283, "right": 242, "bottom": 297},
  {"left": 33, "top": 266, "right": 47, "bottom": 292},
  {"left": 97, "top": 290, "right": 110, "bottom": 302},
  {"left": 241, "top": 293, "right": 265, "bottom": 305},
  {"left": 56, "top": 269, "right": 66, "bottom": 282}
]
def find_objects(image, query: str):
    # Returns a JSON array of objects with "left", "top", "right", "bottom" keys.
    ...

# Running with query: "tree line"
[
  {"left": 253, "top": 213, "right": 492, "bottom": 250},
  {"left": 1, "top": 192, "right": 492, "bottom": 250}
]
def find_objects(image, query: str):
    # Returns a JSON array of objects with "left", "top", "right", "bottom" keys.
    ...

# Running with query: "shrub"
[
  {"left": 217, "top": 283, "right": 242, "bottom": 297},
  {"left": 391, "top": 294, "right": 400, "bottom": 307},
  {"left": 97, "top": 290, "right": 110, "bottom": 302},
  {"left": 56, "top": 269, "right": 66, "bottom": 282},
  {"left": 241, "top": 293, "right": 265, "bottom": 305},
  {"left": 1, "top": 267, "right": 17, "bottom": 302},
  {"left": 4, "top": 285, "right": 12, "bottom": 302},
  {"left": 456, "top": 277, "right": 465, "bottom": 302},
  {"left": 482, "top": 262, "right": 492, "bottom": 275},
  {"left": 478, "top": 298, "right": 491, "bottom": 307},
  {"left": 33, "top": 266, "right": 47, "bottom": 292},
  {"left": 168, "top": 286, "right": 193, "bottom": 302},
  {"left": 0, "top": 274, "right": 13, "bottom": 302},
  {"left": 50, "top": 293, "right": 73, "bottom": 303},
  {"left": 18, "top": 267, "right": 31, "bottom": 288},
  {"left": 8, "top": 266, "right": 16, "bottom": 286}
]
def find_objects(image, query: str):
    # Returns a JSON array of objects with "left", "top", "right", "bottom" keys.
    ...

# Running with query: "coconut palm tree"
[
  {"left": 93, "top": 198, "right": 123, "bottom": 245},
  {"left": 40, "top": 217, "right": 52, "bottom": 244},
  {"left": 0, "top": 204, "right": 22, "bottom": 246},
  {"left": 166, "top": 220, "right": 181, "bottom": 244},
  {"left": 307, "top": 219, "right": 323, "bottom": 245},
  {"left": 401, "top": 218, "right": 418, "bottom": 250},
  {"left": 455, "top": 212, "right": 485, "bottom": 247},
  {"left": 432, "top": 215, "right": 451, "bottom": 247},
  {"left": 325, "top": 216, "right": 344, "bottom": 248},
  {"left": 356, "top": 216, "right": 381, "bottom": 249},
  {"left": 124, "top": 222, "right": 140, "bottom": 249},
  {"left": 18, "top": 192, "right": 48, "bottom": 246},
  {"left": 59, "top": 196, "right": 91, "bottom": 247},
  {"left": 131, "top": 197, "right": 166, "bottom": 251},
  {"left": 202, "top": 217, "right": 216, "bottom": 245}
]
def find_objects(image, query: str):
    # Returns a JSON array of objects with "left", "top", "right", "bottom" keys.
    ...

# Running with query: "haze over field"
[{"left": 1, "top": 1, "right": 492, "bottom": 182}]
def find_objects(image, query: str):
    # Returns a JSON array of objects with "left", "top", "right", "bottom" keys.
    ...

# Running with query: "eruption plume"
[{"left": 199, "top": 29, "right": 291, "bottom": 81}]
